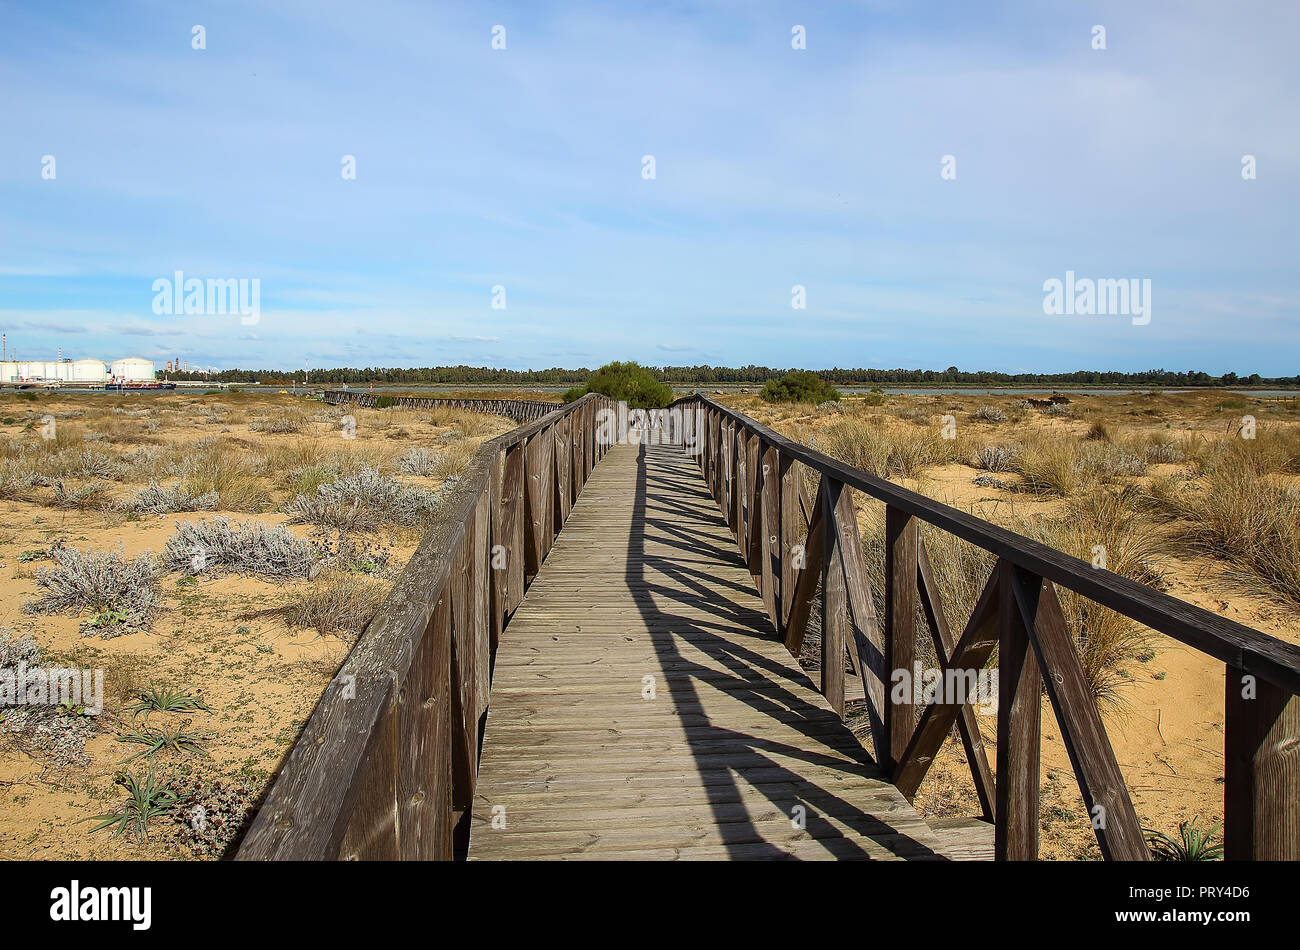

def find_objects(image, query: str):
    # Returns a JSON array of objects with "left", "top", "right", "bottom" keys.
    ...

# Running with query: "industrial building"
[{"left": 0, "top": 356, "right": 156, "bottom": 385}]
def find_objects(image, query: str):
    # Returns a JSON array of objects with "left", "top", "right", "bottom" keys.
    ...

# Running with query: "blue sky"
[{"left": 1, "top": 0, "right": 1297, "bottom": 374}]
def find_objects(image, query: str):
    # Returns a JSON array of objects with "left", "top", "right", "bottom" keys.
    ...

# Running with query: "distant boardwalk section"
[{"left": 322, "top": 389, "right": 559, "bottom": 423}]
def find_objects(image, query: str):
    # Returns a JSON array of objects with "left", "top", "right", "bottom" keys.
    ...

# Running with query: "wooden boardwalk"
[
  {"left": 469, "top": 441, "right": 951, "bottom": 860},
  {"left": 239, "top": 393, "right": 1300, "bottom": 862}
]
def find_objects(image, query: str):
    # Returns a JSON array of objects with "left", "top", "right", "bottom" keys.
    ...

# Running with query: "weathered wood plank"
[
  {"left": 488, "top": 448, "right": 507, "bottom": 649},
  {"left": 884, "top": 505, "right": 917, "bottom": 772},
  {"left": 1225, "top": 665, "right": 1300, "bottom": 859},
  {"left": 338, "top": 685, "right": 400, "bottom": 860},
  {"left": 778, "top": 453, "right": 799, "bottom": 635},
  {"left": 1010, "top": 567, "right": 1146, "bottom": 860},
  {"left": 827, "top": 480, "right": 888, "bottom": 765},
  {"left": 820, "top": 481, "right": 847, "bottom": 716},
  {"left": 784, "top": 493, "right": 826, "bottom": 657},
  {"left": 995, "top": 561, "right": 1041, "bottom": 861},
  {"left": 472, "top": 487, "right": 491, "bottom": 720},
  {"left": 449, "top": 525, "right": 477, "bottom": 809},
  {"left": 759, "top": 441, "right": 780, "bottom": 629},
  {"left": 503, "top": 443, "right": 525, "bottom": 616},
  {"left": 398, "top": 586, "right": 453, "bottom": 859}
]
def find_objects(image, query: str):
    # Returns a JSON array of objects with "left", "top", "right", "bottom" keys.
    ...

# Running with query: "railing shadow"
[{"left": 625, "top": 437, "right": 943, "bottom": 860}]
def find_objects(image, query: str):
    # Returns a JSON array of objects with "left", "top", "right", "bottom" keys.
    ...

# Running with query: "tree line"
[{"left": 163, "top": 363, "right": 1299, "bottom": 388}]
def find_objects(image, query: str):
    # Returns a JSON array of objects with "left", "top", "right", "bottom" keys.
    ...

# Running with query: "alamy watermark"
[
  {"left": 152, "top": 270, "right": 260, "bottom": 326},
  {"left": 596, "top": 402, "right": 705, "bottom": 455},
  {"left": 891, "top": 661, "right": 997, "bottom": 714},
  {"left": 1042, "top": 270, "right": 1151, "bottom": 326},
  {"left": 1, "top": 663, "right": 103, "bottom": 715}
]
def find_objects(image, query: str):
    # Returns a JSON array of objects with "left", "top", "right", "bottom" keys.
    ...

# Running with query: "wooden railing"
[
  {"left": 672, "top": 394, "right": 1300, "bottom": 861},
  {"left": 321, "top": 389, "right": 559, "bottom": 423},
  {"left": 235, "top": 393, "right": 613, "bottom": 860}
]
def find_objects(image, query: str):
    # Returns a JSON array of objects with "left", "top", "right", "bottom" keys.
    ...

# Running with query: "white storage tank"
[
  {"left": 17, "top": 361, "right": 56, "bottom": 380},
  {"left": 110, "top": 357, "right": 155, "bottom": 381},
  {"left": 0, "top": 361, "right": 17, "bottom": 383},
  {"left": 70, "top": 359, "right": 108, "bottom": 382}
]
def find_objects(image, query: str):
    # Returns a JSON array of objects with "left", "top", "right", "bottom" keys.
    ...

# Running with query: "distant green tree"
[
  {"left": 563, "top": 361, "right": 674, "bottom": 408},
  {"left": 759, "top": 370, "right": 840, "bottom": 404}
]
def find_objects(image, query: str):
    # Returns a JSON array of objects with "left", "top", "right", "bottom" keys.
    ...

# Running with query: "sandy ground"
[{"left": 0, "top": 390, "right": 512, "bottom": 858}]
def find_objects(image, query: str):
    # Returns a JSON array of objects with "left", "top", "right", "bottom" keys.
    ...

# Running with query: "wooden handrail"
[
  {"left": 673, "top": 393, "right": 1300, "bottom": 861},
  {"left": 235, "top": 393, "right": 613, "bottom": 860},
  {"left": 673, "top": 394, "right": 1300, "bottom": 693}
]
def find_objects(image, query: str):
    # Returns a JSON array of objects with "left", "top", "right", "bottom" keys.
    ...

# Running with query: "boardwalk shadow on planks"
[
  {"left": 626, "top": 442, "right": 942, "bottom": 860},
  {"left": 469, "top": 440, "right": 946, "bottom": 860}
]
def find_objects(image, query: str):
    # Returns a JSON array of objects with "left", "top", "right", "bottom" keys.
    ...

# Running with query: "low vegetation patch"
[
  {"left": 163, "top": 518, "right": 316, "bottom": 578},
  {"left": 81, "top": 768, "right": 181, "bottom": 841},
  {"left": 0, "top": 629, "right": 99, "bottom": 763},
  {"left": 971, "top": 444, "right": 1019, "bottom": 472},
  {"left": 122, "top": 480, "right": 220, "bottom": 514},
  {"left": 25, "top": 546, "right": 162, "bottom": 637},
  {"left": 168, "top": 774, "right": 260, "bottom": 858},
  {"left": 398, "top": 445, "right": 443, "bottom": 476},
  {"left": 286, "top": 467, "right": 442, "bottom": 532},
  {"left": 248, "top": 412, "right": 305, "bottom": 434}
]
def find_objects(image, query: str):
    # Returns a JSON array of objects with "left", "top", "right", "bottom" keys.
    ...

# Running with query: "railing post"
[
  {"left": 778, "top": 453, "right": 799, "bottom": 638},
  {"left": 745, "top": 433, "right": 763, "bottom": 576},
  {"left": 996, "top": 560, "right": 1041, "bottom": 860},
  {"left": 705, "top": 409, "right": 715, "bottom": 493},
  {"left": 395, "top": 583, "right": 453, "bottom": 859},
  {"left": 471, "top": 487, "right": 490, "bottom": 720},
  {"left": 522, "top": 435, "right": 543, "bottom": 579},
  {"left": 449, "top": 523, "right": 477, "bottom": 810},
  {"left": 884, "top": 505, "right": 917, "bottom": 772},
  {"left": 488, "top": 448, "right": 507, "bottom": 651},
  {"left": 758, "top": 441, "right": 780, "bottom": 627},
  {"left": 717, "top": 410, "right": 728, "bottom": 501},
  {"left": 504, "top": 443, "right": 525, "bottom": 614},
  {"left": 820, "top": 480, "right": 847, "bottom": 716},
  {"left": 733, "top": 425, "right": 744, "bottom": 545},
  {"left": 1225, "top": 667, "right": 1300, "bottom": 859}
]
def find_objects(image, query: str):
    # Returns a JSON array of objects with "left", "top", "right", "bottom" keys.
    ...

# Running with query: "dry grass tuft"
[
  {"left": 180, "top": 440, "right": 271, "bottom": 512},
  {"left": 1147, "top": 467, "right": 1300, "bottom": 607},
  {"left": 278, "top": 570, "right": 388, "bottom": 639},
  {"left": 820, "top": 417, "right": 946, "bottom": 480}
]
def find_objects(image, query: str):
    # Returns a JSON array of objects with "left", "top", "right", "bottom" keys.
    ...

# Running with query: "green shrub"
[
  {"left": 563, "top": 361, "right": 673, "bottom": 409},
  {"left": 760, "top": 370, "right": 839, "bottom": 405}
]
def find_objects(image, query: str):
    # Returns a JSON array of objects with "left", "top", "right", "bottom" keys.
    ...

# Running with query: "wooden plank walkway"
[{"left": 469, "top": 440, "right": 952, "bottom": 860}]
